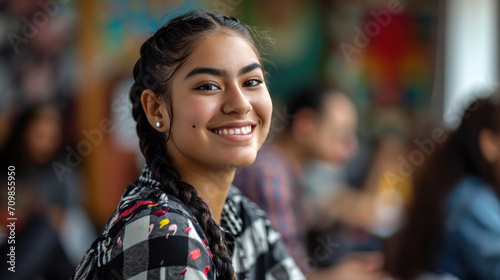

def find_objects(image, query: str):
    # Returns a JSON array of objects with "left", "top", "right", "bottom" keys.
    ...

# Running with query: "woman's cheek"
[
  {"left": 254, "top": 91, "right": 273, "bottom": 124},
  {"left": 182, "top": 97, "right": 216, "bottom": 128}
]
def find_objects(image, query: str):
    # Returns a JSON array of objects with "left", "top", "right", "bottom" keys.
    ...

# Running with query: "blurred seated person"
[
  {"left": 0, "top": 103, "right": 93, "bottom": 279},
  {"left": 234, "top": 85, "right": 385, "bottom": 279},
  {"left": 385, "top": 88, "right": 500, "bottom": 280},
  {"left": 304, "top": 132, "right": 413, "bottom": 270}
]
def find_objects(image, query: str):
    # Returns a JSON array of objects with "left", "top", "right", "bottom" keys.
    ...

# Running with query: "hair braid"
[{"left": 128, "top": 10, "right": 263, "bottom": 279}]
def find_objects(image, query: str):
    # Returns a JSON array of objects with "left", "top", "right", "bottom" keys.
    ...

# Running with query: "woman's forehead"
[{"left": 179, "top": 31, "right": 260, "bottom": 74}]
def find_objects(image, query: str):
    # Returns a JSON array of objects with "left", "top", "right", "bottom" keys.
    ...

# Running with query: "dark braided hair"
[{"left": 129, "top": 10, "right": 262, "bottom": 280}]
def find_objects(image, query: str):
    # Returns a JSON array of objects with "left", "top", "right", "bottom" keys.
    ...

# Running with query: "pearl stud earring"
[{"left": 156, "top": 122, "right": 161, "bottom": 128}]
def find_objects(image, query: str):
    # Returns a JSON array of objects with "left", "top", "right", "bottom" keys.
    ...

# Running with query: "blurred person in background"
[
  {"left": 305, "top": 132, "right": 412, "bottom": 272},
  {"left": 0, "top": 103, "right": 94, "bottom": 279},
  {"left": 234, "top": 85, "right": 386, "bottom": 279},
  {"left": 385, "top": 88, "right": 500, "bottom": 280},
  {"left": 0, "top": 103, "right": 79, "bottom": 279}
]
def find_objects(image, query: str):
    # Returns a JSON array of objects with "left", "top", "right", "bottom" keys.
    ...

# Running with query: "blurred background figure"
[
  {"left": 234, "top": 85, "right": 387, "bottom": 279},
  {"left": 0, "top": 103, "right": 95, "bottom": 279},
  {"left": 385, "top": 88, "right": 500, "bottom": 280},
  {"left": 303, "top": 130, "right": 412, "bottom": 270},
  {"left": 0, "top": 2, "right": 96, "bottom": 278}
]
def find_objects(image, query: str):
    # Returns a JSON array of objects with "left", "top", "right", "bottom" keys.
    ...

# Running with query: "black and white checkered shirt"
[{"left": 73, "top": 164, "right": 304, "bottom": 280}]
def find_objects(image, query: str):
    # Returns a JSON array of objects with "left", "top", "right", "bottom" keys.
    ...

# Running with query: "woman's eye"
[
  {"left": 195, "top": 83, "right": 220, "bottom": 91},
  {"left": 243, "top": 79, "right": 263, "bottom": 87}
]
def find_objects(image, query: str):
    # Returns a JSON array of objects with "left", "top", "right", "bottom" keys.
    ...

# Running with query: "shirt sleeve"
[
  {"left": 234, "top": 161, "right": 308, "bottom": 272},
  {"left": 97, "top": 210, "right": 214, "bottom": 280},
  {"left": 456, "top": 189, "right": 500, "bottom": 279}
]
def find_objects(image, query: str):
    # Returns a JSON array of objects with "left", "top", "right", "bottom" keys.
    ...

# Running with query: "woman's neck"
[{"left": 175, "top": 162, "right": 235, "bottom": 224}]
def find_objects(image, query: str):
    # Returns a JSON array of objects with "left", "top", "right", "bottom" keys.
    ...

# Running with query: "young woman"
[
  {"left": 385, "top": 89, "right": 500, "bottom": 279},
  {"left": 73, "top": 11, "right": 304, "bottom": 280}
]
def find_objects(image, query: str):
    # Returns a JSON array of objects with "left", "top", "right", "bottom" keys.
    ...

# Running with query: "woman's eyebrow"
[
  {"left": 184, "top": 62, "right": 262, "bottom": 80},
  {"left": 185, "top": 67, "right": 227, "bottom": 79},
  {"left": 239, "top": 62, "right": 263, "bottom": 75}
]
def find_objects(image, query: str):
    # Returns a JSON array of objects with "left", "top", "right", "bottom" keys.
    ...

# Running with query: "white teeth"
[
  {"left": 242, "top": 126, "right": 251, "bottom": 134},
  {"left": 213, "top": 126, "right": 252, "bottom": 135}
]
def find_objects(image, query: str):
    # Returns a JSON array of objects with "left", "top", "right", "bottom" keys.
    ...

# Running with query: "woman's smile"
[{"left": 209, "top": 121, "right": 256, "bottom": 142}]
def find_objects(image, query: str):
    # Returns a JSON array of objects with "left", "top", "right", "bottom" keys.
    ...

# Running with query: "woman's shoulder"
[
  {"left": 447, "top": 176, "right": 500, "bottom": 215},
  {"left": 444, "top": 176, "right": 500, "bottom": 236},
  {"left": 75, "top": 172, "right": 215, "bottom": 279},
  {"left": 439, "top": 179, "right": 500, "bottom": 279},
  {"left": 95, "top": 204, "right": 214, "bottom": 279},
  {"left": 111, "top": 179, "right": 193, "bottom": 227},
  {"left": 104, "top": 178, "right": 212, "bottom": 254}
]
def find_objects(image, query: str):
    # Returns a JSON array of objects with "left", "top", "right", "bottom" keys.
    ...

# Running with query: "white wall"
[{"left": 443, "top": 0, "right": 499, "bottom": 128}]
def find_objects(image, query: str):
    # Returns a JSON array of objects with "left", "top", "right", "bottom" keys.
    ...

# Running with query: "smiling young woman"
[{"left": 72, "top": 11, "right": 303, "bottom": 280}]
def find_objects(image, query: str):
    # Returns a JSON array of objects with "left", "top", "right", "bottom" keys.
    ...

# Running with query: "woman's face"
[{"left": 165, "top": 31, "right": 272, "bottom": 171}]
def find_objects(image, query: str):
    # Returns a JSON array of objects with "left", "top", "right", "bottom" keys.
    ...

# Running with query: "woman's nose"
[{"left": 221, "top": 84, "right": 253, "bottom": 115}]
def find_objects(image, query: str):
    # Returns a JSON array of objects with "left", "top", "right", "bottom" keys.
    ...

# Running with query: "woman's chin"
[
  {"left": 215, "top": 154, "right": 257, "bottom": 169},
  {"left": 234, "top": 157, "right": 257, "bottom": 168}
]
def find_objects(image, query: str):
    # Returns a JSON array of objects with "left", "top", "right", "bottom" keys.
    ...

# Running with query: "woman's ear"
[
  {"left": 479, "top": 129, "right": 500, "bottom": 163},
  {"left": 141, "top": 89, "right": 170, "bottom": 132}
]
